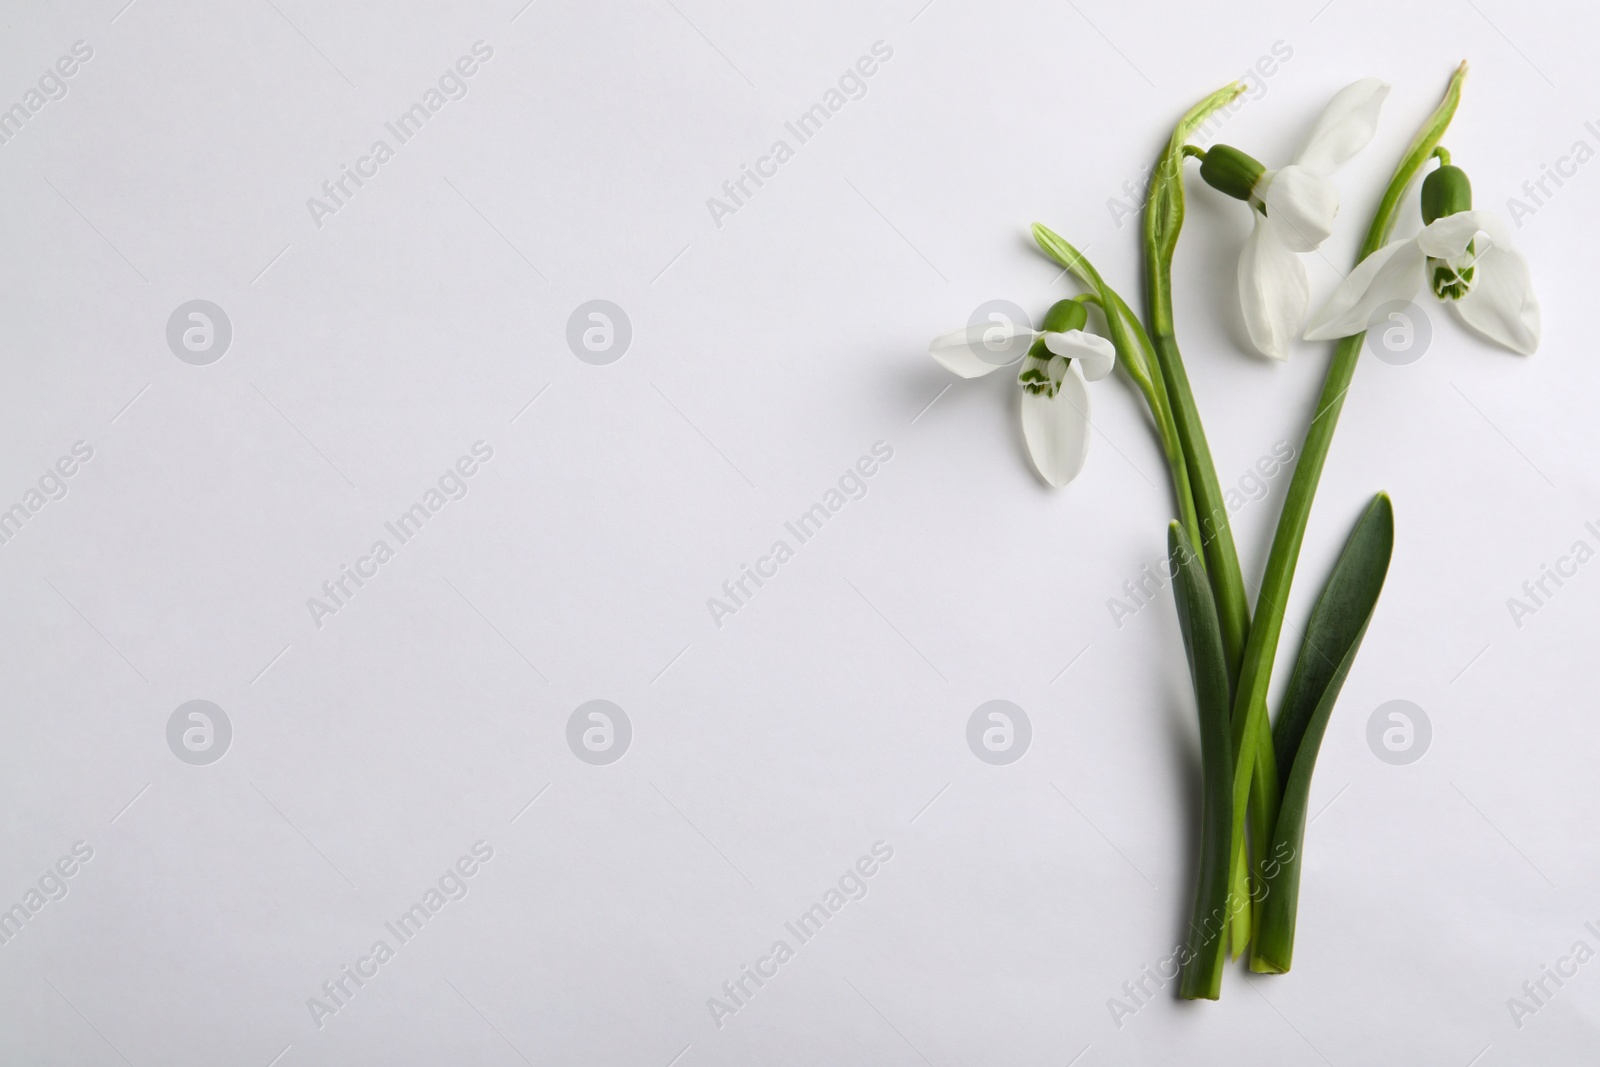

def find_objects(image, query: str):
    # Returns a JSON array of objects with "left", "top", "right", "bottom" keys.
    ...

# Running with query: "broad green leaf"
[
  {"left": 1232, "top": 64, "right": 1466, "bottom": 976},
  {"left": 1251, "top": 493, "right": 1394, "bottom": 973}
]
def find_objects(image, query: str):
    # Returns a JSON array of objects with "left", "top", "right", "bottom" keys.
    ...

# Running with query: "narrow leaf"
[
  {"left": 1251, "top": 493, "right": 1395, "bottom": 973},
  {"left": 1168, "top": 522, "right": 1235, "bottom": 1001}
]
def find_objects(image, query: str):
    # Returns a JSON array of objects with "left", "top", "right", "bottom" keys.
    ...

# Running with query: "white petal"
[
  {"left": 1042, "top": 329, "right": 1117, "bottom": 381},
  {"left": 1020, "top": 364, "right": 1090, "bottom": 488},
  {"left": 929, "top": 323, "right": 1037, "bottom": 377},
  {"left": 1415, "top": 209, "right": 1512, "bottom": 261},
  {"left": 1452, "top": 243, "right": 1540, "bottom": 354},
  {"left": 1293, "top": 78, "right": 1390, "bottom": 176},
  {"left": 1258, "top": 166, "right": 1339, "bottom": 252},
  {"left": 1303, "top": 237, "right": 1427, "bottom": 341},
  {"left": 1239, "top": 220, "right": 1310, "bottom": 360}
]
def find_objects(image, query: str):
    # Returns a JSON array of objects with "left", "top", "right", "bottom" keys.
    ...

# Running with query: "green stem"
[
  {"left": 1167, "top": 523, "right": 1235, "bottom": 1001},
  {"left": 1030, "top": 225, "right": 1204, "bottom": 555},
  {"left": 1142, "top": 84, "right": 1278, "bottom": 961},
  {"left": 1235, "top": 63, "right": 1469, "bottom": 974},
  {"left": 1109, "top": 291, "right": 1204, "bottom": 557},
  {"left": 1142, "top": 83, "right": 1254, "bottom": 684}
]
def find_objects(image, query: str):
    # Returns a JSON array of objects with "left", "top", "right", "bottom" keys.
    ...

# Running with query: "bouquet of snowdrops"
[{"left": 928, "top": 63, "right": 1537, "bottom": 998}]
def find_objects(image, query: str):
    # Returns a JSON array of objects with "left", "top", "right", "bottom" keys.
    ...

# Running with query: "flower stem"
[
  {"left": 1167, "top": 522, "right": 1235, "bottom": 1001},
  {"left": 1236, "top": 62, "right": 1469, "bottom": 973},
  {"left": 1142, "top": 85, "right": 1254, "bottom": 682},
  {"left": 1141, "top": 84, "right": 1281, "bottom": 968},
  {"left": 1107, "top": 290, "right": 1204, "bottom": 557},
  {"left": 1030, "top": 225, "right": 1204, "bottom": 555}
]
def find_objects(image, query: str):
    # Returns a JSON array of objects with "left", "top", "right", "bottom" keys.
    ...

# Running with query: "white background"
[{"left": 0, "top": 0, "right": 1596, "bottom": 1063}]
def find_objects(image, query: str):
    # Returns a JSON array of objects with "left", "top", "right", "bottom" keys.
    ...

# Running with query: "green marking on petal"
[
  {"left": 1428, "top": 241, "right": 1476, "bottom": 300},
  {"left": 1018, "top": 354, "right": 1066, "bottom": 398}
]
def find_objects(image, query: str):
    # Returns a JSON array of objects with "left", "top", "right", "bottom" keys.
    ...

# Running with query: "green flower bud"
[
  {"left": 1198, "top": 144, "right": 1266, "bottom": 203},
  {"left": 1039, "top": 298, "right": 1088, "bottom": 334},
  {"left": 1421, "top": 163, "right": 1472, "bottom": 225}
]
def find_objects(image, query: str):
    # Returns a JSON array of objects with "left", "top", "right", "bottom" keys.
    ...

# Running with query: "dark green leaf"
[
  {"left": 1168, "top": 522, "right": 1235, "bottom": 1001},
  {"left": 1251, "top": 493, "right": 1395, "bottom": 973}
]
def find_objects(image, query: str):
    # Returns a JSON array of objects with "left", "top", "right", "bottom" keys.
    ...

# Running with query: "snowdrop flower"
[
  {"left": 928, "top": 298, "right": 1116, "bottom": 486},
  {"left": 1196, "top": 78, "right": 1390, "bottom": 360},
  {"left": 1304, "top": 155, "right": 1539, "bottom": 354}
]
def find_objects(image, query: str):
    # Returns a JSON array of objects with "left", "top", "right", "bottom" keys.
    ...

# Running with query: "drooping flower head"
[
  {"left": 929, "top": 299, "right": 1116, "bottom": 487},
  {"left": 1196, "top": 78, "right": 1391, "bottom": 360},
  {"left": 1304, "top": 150, "right": 1539, "bottom": 354}
]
